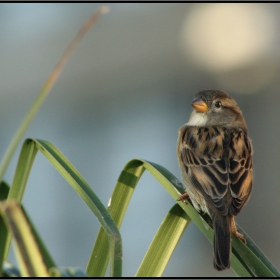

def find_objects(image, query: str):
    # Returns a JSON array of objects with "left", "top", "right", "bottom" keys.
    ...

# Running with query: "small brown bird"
[{"left": 177, "top": 89, "right": 253, "bottom": 271}]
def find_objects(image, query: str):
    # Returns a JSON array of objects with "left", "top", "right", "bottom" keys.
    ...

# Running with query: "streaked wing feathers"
[{"left": 179, "top": 125, "right": 253, "bottom": 216}]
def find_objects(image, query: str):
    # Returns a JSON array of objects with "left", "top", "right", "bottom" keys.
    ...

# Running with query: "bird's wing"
[
  {"left": 179, "top": 125, "right": 252, "bottom": 216},
  {"left": 228, "top": 129, "right": 253, "bottom": 215}
]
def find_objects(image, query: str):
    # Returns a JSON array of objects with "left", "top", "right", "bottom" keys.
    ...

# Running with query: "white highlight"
[
  {"left": 180, "top": 4, "right": 275, "bottom": 71},
  {"left": 107, "top": 197, "right": 112, "bottom": 207},
  {"left": 100, "top": 5, "right": 110, "bottom": 14}
]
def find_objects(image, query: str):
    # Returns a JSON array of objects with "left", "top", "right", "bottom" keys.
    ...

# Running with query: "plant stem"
[{"left": 0, "top": 5, "right": 109, "bottom": 182}]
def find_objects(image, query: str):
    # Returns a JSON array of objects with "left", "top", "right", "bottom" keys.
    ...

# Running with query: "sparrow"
[{"left": 177, "top": 89, "right": 253, "bottom": 271}]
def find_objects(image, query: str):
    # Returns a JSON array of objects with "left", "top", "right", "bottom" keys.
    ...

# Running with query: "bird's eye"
[{"left": 214, "top": 101, "right": 222, "bottom": 108}]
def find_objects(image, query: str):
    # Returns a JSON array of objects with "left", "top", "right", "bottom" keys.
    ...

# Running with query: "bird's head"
[{"left": 187, "top": 90, "right": 247, "bottom": 131}]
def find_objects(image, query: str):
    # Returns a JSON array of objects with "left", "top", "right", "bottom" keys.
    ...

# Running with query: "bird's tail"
[{"left": 212, "top": 214, "right": 231, "bottom": 271}]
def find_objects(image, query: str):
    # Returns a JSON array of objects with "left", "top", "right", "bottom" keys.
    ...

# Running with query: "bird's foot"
[
  {"left": 177, "top": 190, "right": 189, "bottom": 203},
  {"left": 233, "top": 231, "right": 246, "bottom": 244},
  {"left": 230, "top": 217, "right": 246, "bottom": 244}
]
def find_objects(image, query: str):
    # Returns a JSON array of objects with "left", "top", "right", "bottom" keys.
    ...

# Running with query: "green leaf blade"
[
  {"left": 33, "top": 139, "right": 122, "bottom": 277},
  {"left": 89, "top": 158, "right": 279, "bottom": 277},
  {"left": 136, "top": 204, "right": 191, "bottom": 277},
  {"left": 0, "top": 200, "right": 49, "bottom": 277},
  {"left": 86, "top": 159, "right": 145, "bottom": 277},
  {"left": 1, "top": 138, "right": 122, "bottom": 277},
  {"left": 0, "top": 182, "right": 12, "bottom": 276},
  {"left": 0, "top": 140, "right": 38, "bottom": 268},
  {"left": 0, "top": 6, "right": 109, "bottom": 182}
]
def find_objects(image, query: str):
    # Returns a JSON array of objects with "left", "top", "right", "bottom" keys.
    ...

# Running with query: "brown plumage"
[{"left": 177, "top": 90, "right": 253, "bottom": 271}]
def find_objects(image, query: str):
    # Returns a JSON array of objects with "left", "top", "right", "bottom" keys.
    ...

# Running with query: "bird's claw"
[{"left": 177, "top": 190, "right": 189, "bottom": 203}]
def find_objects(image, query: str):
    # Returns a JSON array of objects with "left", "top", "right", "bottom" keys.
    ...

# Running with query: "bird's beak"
[{"left": 192, "top": 98, "right": 208, "bottom": 113}]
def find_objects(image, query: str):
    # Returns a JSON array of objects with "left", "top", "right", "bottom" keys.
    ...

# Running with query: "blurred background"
[{"left": 0, "top": 3, "right": 279, "bottom": 277}]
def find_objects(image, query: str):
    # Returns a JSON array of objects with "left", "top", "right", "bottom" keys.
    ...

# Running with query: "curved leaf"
[
  {"left": 0, "top": 182, "right": 11, "bottom": 276},
  {"left": 0, "top": 6, "right": 109, "bottom": 182},
  {"left": 0, "top": 181, "right": 56, "bottom": 275},
  {"left": 34, "top": 139, "right": 122, "bottom": 277},
  {"left": 89, "top": 158, "right": 279, "bottom": 277},
  {"left": 87, "top": 160, "right": 145, "bottom": 276},
  {"left": 135, "top": 203, "right": 191, "bottom": 277},
  {"left": 3, "top": 138, "right": 122, "bottom": 277},
  {"left": 0, "top": 200, "right": 49, "bottom": 277}
]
